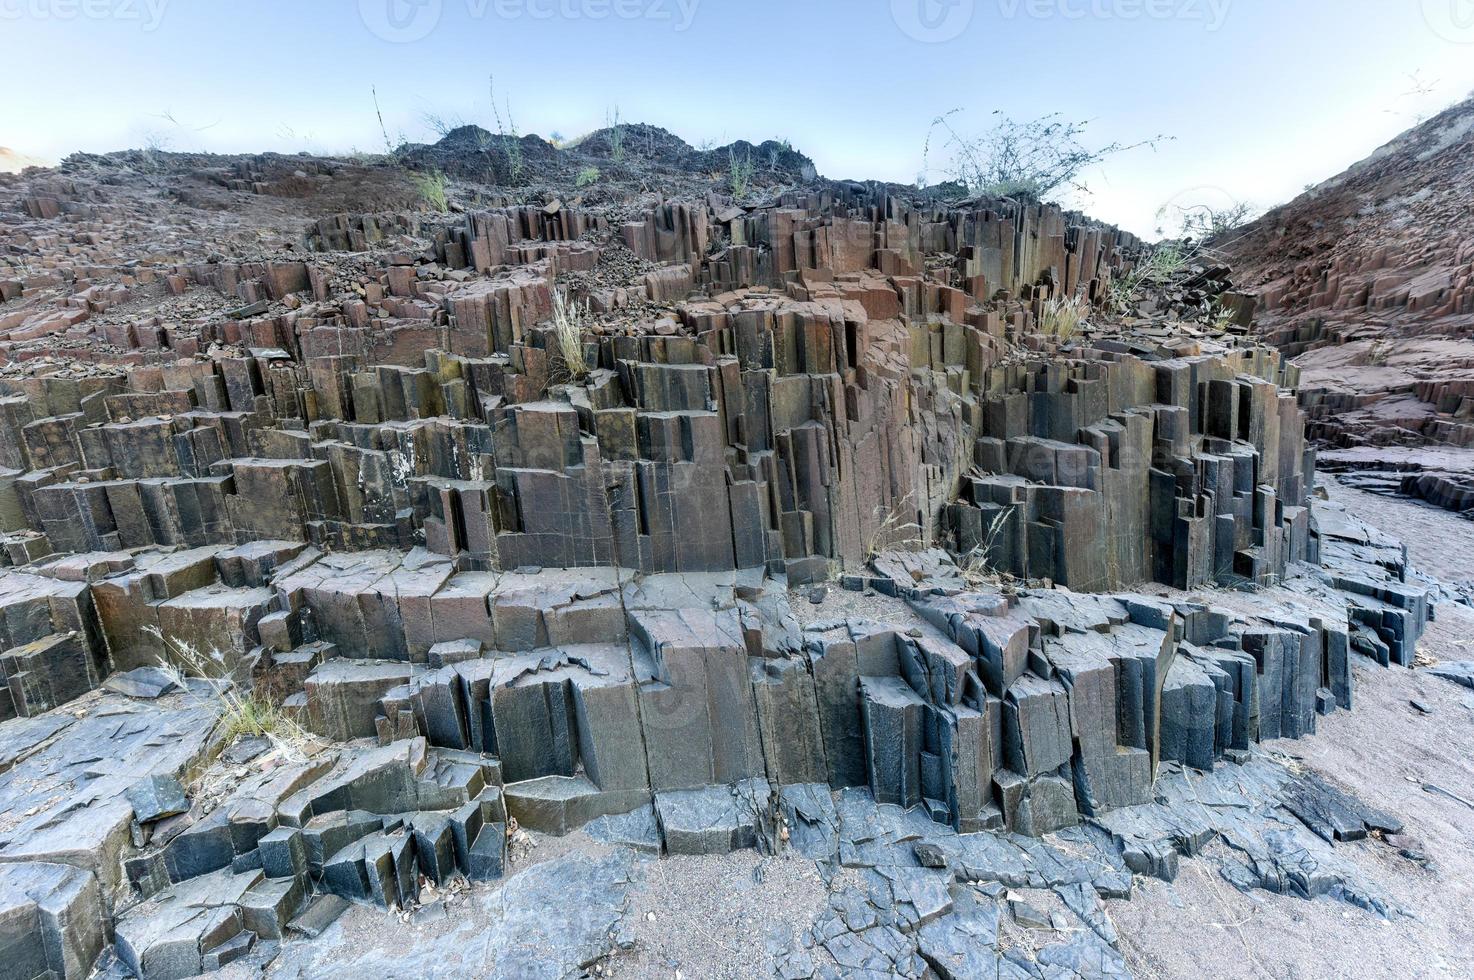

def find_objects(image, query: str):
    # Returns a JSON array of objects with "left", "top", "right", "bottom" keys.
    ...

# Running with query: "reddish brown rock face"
[{"left": 1221, "top": 97, "right": 1474, "bottom": 512}]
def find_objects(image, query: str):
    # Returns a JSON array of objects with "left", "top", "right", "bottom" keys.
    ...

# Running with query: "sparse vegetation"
[
  {"left": 576, "top": 166, "right": 601, "bottom": 188},
  {"left": 608, "top": 106, "right": 626, "bottom": 163},
  {"left": 1040, "top": 294, "right": 1088, "bottom": 339},
  {"left": 412, "top": 170, "right": 449, "bottom": 212},
  {"left": 729, "top": 147, "right": 755, "bottom": 198},
  {"left": 347, "top": 147, "right": 387, "bottom": 166},
  {"left": 924, "top": 109, "right": 1169, "bottom": 202},
  {"left": 145, "top": 626, "right": 309, "bottom": 758},
  {"left": 371, "top": 85, "right": 396, "bottom": 156},
  {"left": 137, "top": 109, "right": 218, "bottom": 168},
  {"left": 1157, "top": 200, "right": 1258, "bottom": 242},
  {"left": 1107, "top": 242, "right": 1196, "bottom": 315},
  {"left": 959, "top": 504, "right": 1016, "bottom": 585},
  {"left": 421, "top": 110, "right": 466, "bottom": 140},
  {"left": 552, "top": 288, "right": 590, "bottom": 381},
  {"left": 864, "top": 494, "right": 924, "bottom": 560},
  {"left": 1210, "top": 301, "right": 1240, "bottom": 331},
  {"left": 138, "top": 130, "right": 171, "bottom": 174},
  {"left": 489, "top": 75, "right": 524, "bottom": 183}
]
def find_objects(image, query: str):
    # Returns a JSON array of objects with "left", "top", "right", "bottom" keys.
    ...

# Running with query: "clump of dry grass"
[
  {"left": 552, "top": 288, "right": 590, "bottom": 381},
  {"left": 729, "top": 147, "right": 755, "bottom": 198},
  {"left": 1106, "top": 242, "right": 1205, "bottom": 315},
  {"left": 1210, "top": 302, "right": 1239, "bottom": 332},
  {"left": 1039, "top": 295, "right": 1088, "bottom": 339},
  {"left": 145, "top": 626, "right": 309, "bottom": 758},
  {"left": 959, "top": 504, "right": 1016, "bottom": 586},
  {"left": 864, "top": 494, "right": 925, "bottom": 561}
]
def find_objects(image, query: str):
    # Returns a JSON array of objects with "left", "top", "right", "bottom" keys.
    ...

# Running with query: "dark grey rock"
[
  {"left": 287, "top": 894, "right": 350, "bottom": 939},
  {"left": 913, "top": 842, "right": 948, "bottom": 869},
  {"left": 655, "top": 780, "right": 769, "bottom": 856},
  {"left": 1427, "top": 660, "right": 1474, "bottom": 690},
  {"left": 1281, "top": 770, "right": 1404, "bottom": 843},
  {"left": 586, "top": 804, "right": 662, "bottom": 854},
  {"left": 103, "top": 666, "right": 181, "bottom": 700},
  {"left": 0, "top": 862, "right": 107, "bottom": 980},
  {"left": 223, "top": 736, "right": 272, "bottom": 766},
  {"left": 1009, "top": 898, "right": 1052, "bottom": 930},
  {"left": 467, "top": 822, "right": 506, "bottom": 881},
  {"left": 257, "top": 826, "right": 307, "bottom": 880},
  {"left": 127, "top": 775, "right": 190, "bottom": 824}
]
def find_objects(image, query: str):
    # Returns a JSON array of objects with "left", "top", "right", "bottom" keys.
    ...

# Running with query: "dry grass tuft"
[
  {"left": 1106, "top": 242, "right": 1206, "bottom": 314},
  {"left": 551, "top": 288, "right": 590, "bottom": 382},
  {"left": 1039, "top": 295, "right": 1089, "bottom": 339},
  {"left": 959, "top": 504, "right": 1016, "bottom": 586},
  {"left": 864, "top": 494, "right": 925, "bottom": 561},
  {"left": 145, "top": 626, "right": 309, "bottom": 758}
]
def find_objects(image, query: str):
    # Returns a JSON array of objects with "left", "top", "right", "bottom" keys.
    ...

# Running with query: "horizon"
[{"left": 6, "top": 0, "right": 1474, "bottom": 238}]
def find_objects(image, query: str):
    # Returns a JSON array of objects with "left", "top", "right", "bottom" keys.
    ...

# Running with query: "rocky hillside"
[
  {"left": 396, "top": 122, "right": 817, "bottom": 198},
  {"left": 1221, "top": 95, "right": 1474, "bottom": 513},
  {"left": 1225, "top": 93, "right": 1474, "bottom": 335}
]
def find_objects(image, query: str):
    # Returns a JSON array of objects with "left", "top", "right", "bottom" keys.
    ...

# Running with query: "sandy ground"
[
  {"left": 1111, "top": 478, "right": 1474, "bottom": 979},
  {"left": 608, "top": 853, "right": 851, "bottom": 979},
  {"left": 1322, "top": 477, "right": 1474, "bottom": 587},
  {"left": 1110, "top": 643, "right": 1474, "bottom": 980}
]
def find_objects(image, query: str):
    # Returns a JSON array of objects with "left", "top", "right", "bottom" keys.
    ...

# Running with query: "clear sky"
[{"left": 4, "top": 0, "right": 1473, "bottom": 237}]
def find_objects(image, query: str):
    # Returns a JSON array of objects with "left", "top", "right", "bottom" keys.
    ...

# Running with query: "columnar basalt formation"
[
  {"left": 0, "top": 144, "right": 1439, "bottom": 978},
  {"left": 2, "top": 182, "right": 1312, "bottom": 585}
]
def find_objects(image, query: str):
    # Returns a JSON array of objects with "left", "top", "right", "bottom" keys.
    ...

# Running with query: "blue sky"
[{"left": 4, "top": 0, "right": 1474, "bottom": 237}]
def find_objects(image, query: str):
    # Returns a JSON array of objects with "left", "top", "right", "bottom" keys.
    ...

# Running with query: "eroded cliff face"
[
  {"left": 1221, "top": 96, "right": 1474, "bottom": 512},
  {"left": 0, "top": 144, "right": 1438, "bottom": 979},
  {"left": 1227, "top": 96, "right": 1474, "bottom": 335}
]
